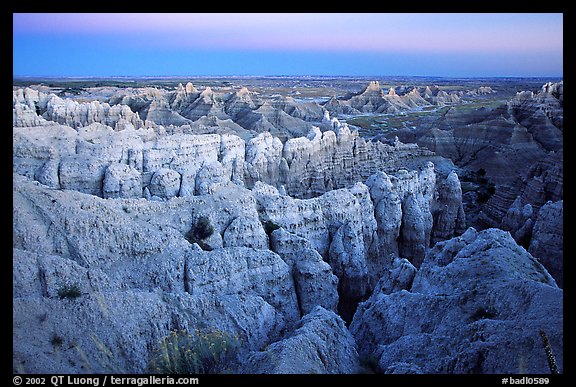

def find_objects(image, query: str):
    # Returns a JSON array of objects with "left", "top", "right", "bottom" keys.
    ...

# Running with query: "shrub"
[
  {"left": 184, "top": 217, "right": 215, "bottom": 251},
  {"left": 50, "top": 333, "right": 64, "bottom": 347},
  {"left": 194, "top": 217, "right": 214, "bottom": 240},
  {"left": 148, "top": 329, "right": 240, "bottom": 374},
  {"left": 57, "top": 284, "right": 82, "bottom": 299},
  {"left": 185, "top": 217, "right": 214, "bottom": 241}
]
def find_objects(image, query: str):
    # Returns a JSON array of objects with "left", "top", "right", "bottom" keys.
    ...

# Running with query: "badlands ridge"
[{"left": 13, "top": 79, "right": 563, "bottom": 374}]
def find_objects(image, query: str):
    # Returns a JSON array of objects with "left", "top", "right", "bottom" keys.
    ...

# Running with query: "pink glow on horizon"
[{"left": 14, "top": 13, "right": 563, "bottom": 55}]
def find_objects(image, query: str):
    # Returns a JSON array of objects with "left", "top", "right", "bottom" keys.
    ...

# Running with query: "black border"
[{"left": 6, "top": 2, "right": 570, "bottom": 384}]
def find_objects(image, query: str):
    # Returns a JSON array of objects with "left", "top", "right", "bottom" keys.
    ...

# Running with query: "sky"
[{"left": 12, "top": 13, "right": 563, "bottom": 78}]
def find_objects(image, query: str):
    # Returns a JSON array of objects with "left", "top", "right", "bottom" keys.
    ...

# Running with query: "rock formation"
[
  {"left": 382, "top": 81, "right": 563, "bottom": 284},
  {"left": 13, "top": 173, "right": 300, "bottom": 373},
  {"left": 12, "top": 79, "right": 562, "bottom": 375},
  {"left": 245, "top": 307, "right": 360, "bottom": 374},
  {"left": 12, "top": 138, "right": 472, "bottom": 371},
  {"left": 528, "top": 200, "right": 563, "bottom": 287},
  {"left": 237, "top": 164, "right": 464, "bottom": 321},
  {"left": 14, "top": 107, "right": 449, "bottom": 202},
  {"left": 323, "top": 81, "right": 467, "bottom": 116},
  {"left": 350, "top": 228, "right": 562, "bottom": 374},
  {"left": 103, "top": 163, "right": 142, "bottom": 199},
  {"left": 270, "top": 229, "right": 339, "bottom": 315}
]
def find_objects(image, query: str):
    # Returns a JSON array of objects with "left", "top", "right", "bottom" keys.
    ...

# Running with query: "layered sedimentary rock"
[
  {"left": 528, "top": 200, "right": 563, "bottom": 287},
  {"left": 19, "top": 89, "right": 145, "bottom": 129},
  {"left": 13, "top": 133, "right": 470, "bottom": 371},
  {"left": 245, "top": 307, "right": 360, "bottom": 374},
  {"left": 465, "top": 86, "right": 497, "bottom": 96},
  {"left": 14, "top": 109, "right": 444, "bottom": 202},
  {"left": 350, "top": 228, "right": 562, "bottom": 374},
  {"left": 389, "top": 81, "right": 563, "bottom": 282},
  {"left": 410, "top": 81, "right": 562, "bottom": 187},
  {"left": 13, "top": 124, "right": 77, "bottom": 183},
  {"left": 13, "top": 84, "right": 316, "bottom": 141},
  {"left": 508, "top": 82, "right": 563, "bottom": 152},
  {"left": 323, "top": 81, "right": 466, "bottom": 116},
  {"left": 473, "top": 82, "right": 563, "bottom": 282},
  {"left": 13, "top": 87, "right": 58, "bottom": 127},
  {"left": 253, "top": 163, "right": 466, "bottom": 321},
  {"left": 13, "top": 79, "right": 561, "bottom": 375},
  {"left": 12, "top": 174, "right": 301, "bottom": 373},
  {"left": 12, "top": 80, "right": 496, "bottom": 143},
  {"left": 12, "top": 105, "right": 466, "bottom": 313},
  {"left": 37, "top": 82, "right": 324, "bottom": 140},
  {"left": 248, "top": 119, "right": 444, "bottom": 199},
  {"left": 475, "top": 143, "right": 563, "bottom": 239}
]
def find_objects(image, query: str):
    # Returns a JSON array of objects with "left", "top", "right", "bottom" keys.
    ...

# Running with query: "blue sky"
[{"left": 13, "top": 13, "right": 563, "bottom": 78}]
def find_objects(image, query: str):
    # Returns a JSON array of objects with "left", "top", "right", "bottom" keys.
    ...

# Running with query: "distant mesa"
[{"left": 322, "top": 81, "right": 468, "bottom": 116}]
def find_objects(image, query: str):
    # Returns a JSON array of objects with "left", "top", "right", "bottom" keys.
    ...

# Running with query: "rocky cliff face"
[
  {"left": 411, "top": 82, "right": 562, "bottom": 186},
  {"left": 14, "top": 108, "right": 445, "bottom": 202},
  {"left": 12, "top": 80, "right": 562, "bottom": 374},
  {"left": 12, "top": 147, "right": 470, "bottom": 372},
  {"left": 244, "top": 306, "right": 360, "bottom": 374},
  {"left": 350, "top": 228, "right": 562, "bottom": 374},
  {"left": 13, "top": 88, "right": 145, "bottom": 129},
  {"left": 474, "top": 84, "right": 563, "bottom": 286},
  {"left": 249, "top": 120, "right": 445, "bottom": 199},
  {"left": 13, "top": 170, "right": 561, "bottom": 374},
  {"left": 13, "top": 174, "right": 298, "bottom": 373},
  {"left": 528, "top": 200, "right": 563, "bottom": 287},
  {"left": 253, "top": 161, "right": 464, "bottom": 321},
  {"left": 13, "top": 149, "right": 468, "bottom": 372},
  {"left": 387, "top": 81, "right": 563, "bottom": 286}
]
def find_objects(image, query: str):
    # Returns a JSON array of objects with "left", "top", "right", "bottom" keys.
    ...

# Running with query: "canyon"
[{"left": 12, "top": 77, "right": 563, "bottom": 374}]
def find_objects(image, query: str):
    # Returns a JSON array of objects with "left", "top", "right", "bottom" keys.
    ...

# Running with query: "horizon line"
[{"left": 13, "top": 74, "right": 565, "bottom": 80}]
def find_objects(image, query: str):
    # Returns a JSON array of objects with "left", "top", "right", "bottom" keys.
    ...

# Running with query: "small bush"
[
  {"left": 185, "top": 216, "right": 214, "bottom": 241},
  {"left": 57, "top": 284, "right": 82, "bottom": 299},
  {"left": 50, "top": 333, "right": 64, "bottom": 347},
  {"left": 194, "top": 217, "right": 214, "bottom": 240},
  {"left": 148, "top": 329, "right": 240, "bottom": 374},
  {"left": 185, "top": 217, "right": 215, "bottom": 251}
]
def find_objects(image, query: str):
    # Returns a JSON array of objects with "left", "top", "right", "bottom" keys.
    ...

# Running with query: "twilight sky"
[{"left": 13, "top": 13, "right": 563, "bottom": 78}]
